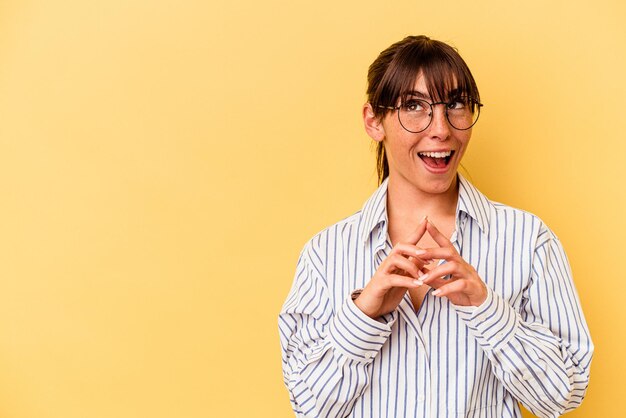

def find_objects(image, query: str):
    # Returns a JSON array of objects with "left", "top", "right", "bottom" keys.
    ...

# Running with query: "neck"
[{"left": 386, "top": 173, "right": 459, "bottom": 234}]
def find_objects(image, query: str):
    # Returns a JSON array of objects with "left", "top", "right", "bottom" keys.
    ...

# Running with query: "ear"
[{"left": 362, "top": 103, "right": 385, "bottom": 142}]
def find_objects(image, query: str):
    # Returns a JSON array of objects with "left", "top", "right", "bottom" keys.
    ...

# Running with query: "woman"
[{"left": 278, "top": 35, "right": 593, "bottom": 418}]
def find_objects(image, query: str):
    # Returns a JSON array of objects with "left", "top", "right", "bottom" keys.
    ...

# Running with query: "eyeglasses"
[{"left": 378, "top": 97, "right": 483, "bottom": 133}]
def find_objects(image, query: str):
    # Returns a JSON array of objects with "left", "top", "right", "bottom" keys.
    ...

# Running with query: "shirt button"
[
  {"left": 522, "top": 372, "right": 531, "bottom": 381},
  {"left": 497, "top": 332, "right": 504, "bottom": 339},
  {"left": 364, "top": 351, "right": 372, "bottom": 359}
]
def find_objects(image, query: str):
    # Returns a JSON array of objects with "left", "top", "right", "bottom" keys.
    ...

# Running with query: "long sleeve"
[
  {"left": 453, "top": 227, "right": 594, "bottom": 418},
  {"left": 278, "top": 244, "right": 396, "bottom": 418}
]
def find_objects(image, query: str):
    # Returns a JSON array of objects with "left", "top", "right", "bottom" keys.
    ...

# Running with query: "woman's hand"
[
  {"left": 354, "top": 217, "right": 430, "bottom": 319},
  {"left": 416, "top": 220, "right": 488, "bottom": 307}
]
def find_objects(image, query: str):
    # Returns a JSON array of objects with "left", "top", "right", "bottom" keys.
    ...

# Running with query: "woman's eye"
[
  {"left": 448, "top": 98, "right": 470, "bottom": 110},
  {"left": 447, "top": 100, "right": 465, "bottom": 110},
  {"left": 405, "top": 101, "right": 424, "bottom": 112}
]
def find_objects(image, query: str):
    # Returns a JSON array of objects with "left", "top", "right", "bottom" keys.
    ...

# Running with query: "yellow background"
[{"left": 0, "top": 0, "right": 623, "bottom": 417}]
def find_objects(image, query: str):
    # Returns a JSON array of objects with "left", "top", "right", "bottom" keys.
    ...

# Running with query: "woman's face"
[{"left": 379, "top": 73, "right": 472, "bottom": 196}]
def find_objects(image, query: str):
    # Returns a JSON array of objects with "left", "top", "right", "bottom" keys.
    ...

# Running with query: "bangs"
[{"left": 372, "top": 39, "right": 480, "bottom": 109}]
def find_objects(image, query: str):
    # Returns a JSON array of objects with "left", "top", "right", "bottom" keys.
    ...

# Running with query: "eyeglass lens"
[{"left": 398, "top": 98, "right": 480, "bottom": 133}]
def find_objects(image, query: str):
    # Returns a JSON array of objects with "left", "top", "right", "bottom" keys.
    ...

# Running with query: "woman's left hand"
[{"left": 416, "top": 220, "right": 488, "bottom": 307}]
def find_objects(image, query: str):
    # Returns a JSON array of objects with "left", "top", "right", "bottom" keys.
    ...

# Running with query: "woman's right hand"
[{"left": 353, "top": 216, "right": 430, "bottom": 319}]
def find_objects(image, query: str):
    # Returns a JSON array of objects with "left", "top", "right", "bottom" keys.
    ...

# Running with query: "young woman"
[{"left": 279, "top": 35, "right": 593, "bottom": 418}]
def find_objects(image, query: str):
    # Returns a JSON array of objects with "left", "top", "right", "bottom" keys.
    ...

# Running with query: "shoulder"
[
  {"left": 295, "top": 180, "right": 387, "bottom": 275},
  {"left": 299, "top": 210, "right": 364, "bottom": 263},
  {"left": 488, "top": 199, "right": 558, "bottom": 248},
  {"left": 460, "top": 175, "right": 556, "bottom": 246},
  {"left": 491, "top": 199, "right": 542, "bottom": 223}
]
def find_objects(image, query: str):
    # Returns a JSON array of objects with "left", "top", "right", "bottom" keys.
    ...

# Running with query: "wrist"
[
  {"left": 472, "top": 282, "right": 488, "bottom": 306},
  {"left": 351, "top": 289, "right": 379, "bottom": 319},
  {"left": 351, "top": 288, "right": 363, "bottom": 301}
]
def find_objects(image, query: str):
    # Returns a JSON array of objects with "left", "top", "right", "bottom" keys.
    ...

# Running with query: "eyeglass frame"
[{"left": 377, "top": 97, "right": 484, "bottom": 133}]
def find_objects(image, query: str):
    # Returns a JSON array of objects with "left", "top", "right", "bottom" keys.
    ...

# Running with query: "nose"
[{"left": 427, "top": 104, "right": 451, "bottom": 140}]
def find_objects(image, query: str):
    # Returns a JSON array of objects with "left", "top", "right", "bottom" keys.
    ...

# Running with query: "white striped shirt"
[{"left": 279, "top": 174, "right": 593, "bottom": 418}]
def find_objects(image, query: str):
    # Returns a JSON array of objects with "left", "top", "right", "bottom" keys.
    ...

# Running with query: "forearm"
[
  {"left": 453, "top": 288, "right": 593, "bottom": 418},
  {"left": 279, "top": 296, "right": 396, "bottom": 417}
]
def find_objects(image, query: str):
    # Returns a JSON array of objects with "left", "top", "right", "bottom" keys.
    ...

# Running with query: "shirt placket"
[{"left": 375, "top": 231, "right": 435, "bottom": 417}]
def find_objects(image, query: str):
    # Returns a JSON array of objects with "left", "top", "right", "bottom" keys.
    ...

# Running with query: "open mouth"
[{"left": 417, "top": 150, "right": 455, "bottom": 169}]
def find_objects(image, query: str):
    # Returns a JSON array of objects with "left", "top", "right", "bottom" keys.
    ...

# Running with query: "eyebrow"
[
  {"left": 404, "top": 90, "right": 430, "bottom": 99},
  {"left": 404, "top": 88, "right": 464, "bottom": 101}
]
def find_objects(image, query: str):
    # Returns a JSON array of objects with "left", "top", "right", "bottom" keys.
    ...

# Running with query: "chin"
[
  {"left": 392, "top": 168, "right": 458, "bottom": 195},
  {"left": 418, "top": 174, "right": 457, "bottom": 194}
]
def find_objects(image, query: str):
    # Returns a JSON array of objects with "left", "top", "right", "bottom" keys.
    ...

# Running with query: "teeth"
[{"left": 418, "top": 151, "right": 452, "bottom": 158}]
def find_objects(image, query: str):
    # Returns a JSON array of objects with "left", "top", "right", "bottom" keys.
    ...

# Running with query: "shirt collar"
[
  {"left": 456, "top": 173, "right": 492, "bottom": 234},
  {"left": 359, "top": 174, "right": 492, "bottom": 245},
  {"left": 359, "top": 177, "right": 390, "bottom": 244}
]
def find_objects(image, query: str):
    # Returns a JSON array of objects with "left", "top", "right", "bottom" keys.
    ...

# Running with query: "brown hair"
[{"left": 366, "top": 35, "right": 480, "bottom": 184}]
